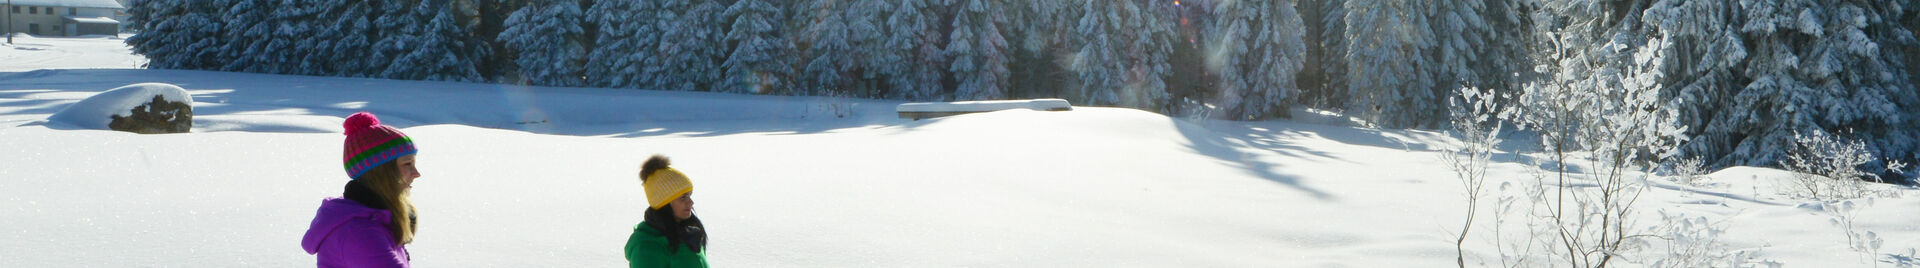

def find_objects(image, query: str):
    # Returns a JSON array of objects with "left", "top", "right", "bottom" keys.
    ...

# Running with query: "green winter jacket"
[{"left": 625, "top": 222, "right": 708, "bottom": 268}]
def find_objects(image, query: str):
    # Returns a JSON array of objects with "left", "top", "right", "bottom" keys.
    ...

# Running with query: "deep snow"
[{"left": 2, "top": 35, "right": 1917, "bottom": 267}]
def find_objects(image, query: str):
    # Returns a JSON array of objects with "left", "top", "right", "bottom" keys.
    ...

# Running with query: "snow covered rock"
[
  {"left": 48, "top": 83, "right": 195, "bottom": 134},
  {"left": 895, "top": 98, "right": 1071, "bottom": 120}
]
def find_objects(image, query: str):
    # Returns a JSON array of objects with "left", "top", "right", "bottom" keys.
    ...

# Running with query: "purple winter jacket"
[{"left": 302, "top": 197, "right": 410, "bottom": 268}]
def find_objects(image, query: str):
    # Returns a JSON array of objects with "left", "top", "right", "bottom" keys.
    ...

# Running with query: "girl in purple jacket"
[{"left": 303, "top": 112, "right": 422, "bottom": 267}]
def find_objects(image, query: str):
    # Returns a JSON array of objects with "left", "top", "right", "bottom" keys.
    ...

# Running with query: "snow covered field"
[
  {"left": 0, "top": 35, "right": 147, "bottom": 72},
  {"left": 3, "top": 36, "right": 1918, "bottom": 267}
]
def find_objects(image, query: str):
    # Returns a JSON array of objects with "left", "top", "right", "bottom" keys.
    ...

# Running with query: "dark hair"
[
  {"left": 646, "top": 206, "right": 706, "bottom": 253},
  {"left": 641, "top": 155, "right": 671, "bottom": 180}
]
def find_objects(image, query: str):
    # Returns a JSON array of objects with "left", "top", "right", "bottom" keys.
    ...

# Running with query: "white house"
[{"left": 3, "top": 0, "right": 124, "bottom": 37}]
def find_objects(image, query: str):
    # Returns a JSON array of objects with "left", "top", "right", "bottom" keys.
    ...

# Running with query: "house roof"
[
  {"left": 63, "top": 16, "right": 119, "bottom": 24},
  {"left": 5, "top": 0, "right": 125, "bottom": 9}
]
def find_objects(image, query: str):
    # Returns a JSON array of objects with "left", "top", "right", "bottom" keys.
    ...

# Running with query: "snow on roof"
[
  {"left": 63, "top": 16, "right": 120, "bottom": 24},
  {"left": 5, "top": 0, "right": 125, "bottom": 9},
  {"left": 896, "top": 99, "right": 1073, "bottom": 113}
]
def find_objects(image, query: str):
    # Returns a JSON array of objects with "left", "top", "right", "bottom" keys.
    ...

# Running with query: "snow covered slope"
[{"left": 2, "top": 35, "right": 1916, "bottom": 267}]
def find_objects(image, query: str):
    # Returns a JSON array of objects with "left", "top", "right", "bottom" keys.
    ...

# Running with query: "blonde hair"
[{"left": 357, "top": 162, "right": 417, "bottom": 245}]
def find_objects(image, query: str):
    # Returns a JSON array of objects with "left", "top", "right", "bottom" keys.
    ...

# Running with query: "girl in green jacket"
[{"left": 627, "top": 155, "right": 708, "bottom": 268}]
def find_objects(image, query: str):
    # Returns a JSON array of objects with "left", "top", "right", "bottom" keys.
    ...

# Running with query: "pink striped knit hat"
[{"left": 342, "top": 112, "right": 417, "bottom": 179}]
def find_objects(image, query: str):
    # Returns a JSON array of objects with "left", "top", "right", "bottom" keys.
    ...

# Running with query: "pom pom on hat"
[
  {"left": 641, "top": 155, "right": 672, "bottom": 180},
  {"left": 343, "top": 112, "right": 380, "bottom": 137},
  {"left": 342, "top": 112, "right": 416, "bottom": 179}
]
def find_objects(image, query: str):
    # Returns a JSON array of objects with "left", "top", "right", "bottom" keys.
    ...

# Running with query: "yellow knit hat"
[{"left": 642, "top": 167, "right": 694, "bottom": 209}]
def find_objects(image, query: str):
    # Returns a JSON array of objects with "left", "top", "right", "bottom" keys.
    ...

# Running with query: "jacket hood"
[{"left": 302, "top": 197, "right": 392, "bottom": 254}]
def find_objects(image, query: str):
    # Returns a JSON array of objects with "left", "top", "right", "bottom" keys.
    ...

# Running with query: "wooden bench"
[{"left": 896, "top": 99, "right": 1073, "bottom": 120}]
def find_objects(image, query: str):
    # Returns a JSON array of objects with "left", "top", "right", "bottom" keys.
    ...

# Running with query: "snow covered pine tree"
[
  {"left": 1210, "top": 0, "right": 1306, "bottom": 120},
  {"left": 720, "top": 0, "right": 798, "bottom": 95},
  {"left": 502, "top": 1, "right": 586, "bottom": 87}
]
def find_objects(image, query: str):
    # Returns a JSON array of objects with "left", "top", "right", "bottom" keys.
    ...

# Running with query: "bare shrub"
[
  {"left": 1443, "top": 87, "right": 1505, "bottom": 267},
  {"left": 1780, "top": 131, "right": 1882, "bottom": 200},
  {"left": 1667, "top": 157, "right": 1710, "bottom": 187}
]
